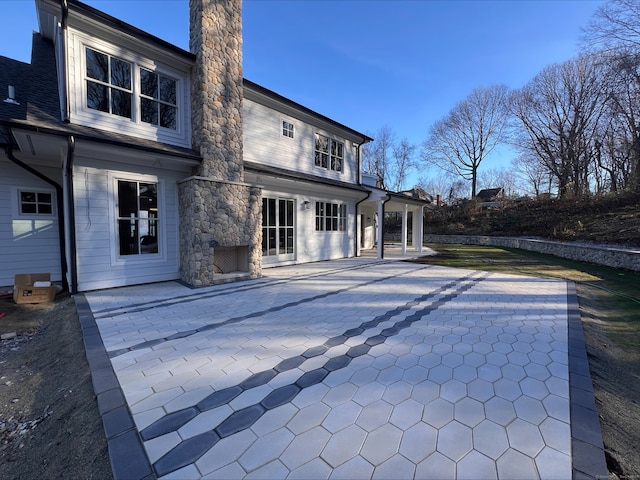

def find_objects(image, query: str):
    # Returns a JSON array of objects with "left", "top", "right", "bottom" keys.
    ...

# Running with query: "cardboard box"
[{"left": 13, "top": 273, "right": 57, "bottom": 304}]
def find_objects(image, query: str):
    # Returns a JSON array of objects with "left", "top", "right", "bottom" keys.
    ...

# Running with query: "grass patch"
[{"left": 414, "top": 244, "right": 640, "bottom": 353}]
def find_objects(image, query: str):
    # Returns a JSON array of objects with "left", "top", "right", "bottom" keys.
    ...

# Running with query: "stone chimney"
[
  {"left": 189, "top": 0, "right": 243, "bottom": 181},
  {"left": 179, "top": 0, "right": 262, "bottom": 286}
]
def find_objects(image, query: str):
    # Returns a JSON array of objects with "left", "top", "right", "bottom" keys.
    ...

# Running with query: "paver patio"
[{"left": 77, "top": 255, "right": 607, "bottom": 479}]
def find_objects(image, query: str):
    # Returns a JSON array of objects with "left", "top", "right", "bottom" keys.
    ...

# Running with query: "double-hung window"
[
  {"left": 315, "top": 202, "right": 346, "bottom": 231},
  {"left": 116, "top": 180, "right": 159, "bottom": 256},
  {"left": 282, "top": 121, "right": 294, "bottom": 138},
  {"left": 84, "top": 47, "right": 178, "bottom": 131},
  {"left": 315, "top": 134, "right": 343, "bottom": 172}
]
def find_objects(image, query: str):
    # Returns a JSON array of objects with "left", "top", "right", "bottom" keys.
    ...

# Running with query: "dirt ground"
[
  {"left": 0, "top": 293, "right": 112, "bottom": 479},
  {"left": 577, "top": 283, "right": 640, "bottom": 479},
  {"left": 0, "top": 278, "right": 638, "bottom": 479}
]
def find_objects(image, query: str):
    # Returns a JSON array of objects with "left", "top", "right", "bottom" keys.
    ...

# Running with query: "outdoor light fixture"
[
  {"left": 3, "top": 85, "right": 19, "bottom": 105},
  {"left": 303, "top": 200, "right": 311, "bottom": 210}
]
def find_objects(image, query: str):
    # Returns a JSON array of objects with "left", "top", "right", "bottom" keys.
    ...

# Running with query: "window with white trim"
[
  {"left": 84, "top": 46, "right": 178, "bottom": 130},
  {"left": 315, "top": 134, "right": 343, "bottom": 172},
  {"left": 116, "top": 180, "right": 159, "bottom": 256},
  {"left": 282, "top": 120, "right": 294, "bottom": 138},
  {"left": 19, "top": 190, "right": 54, "bottom": 215},
  {"left": 315, "top": 202, "right": 346, "bottom": 231}
]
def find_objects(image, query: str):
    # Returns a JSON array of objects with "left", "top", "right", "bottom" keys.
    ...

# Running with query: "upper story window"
[
  {"left": 282, "top": 120, "right": 295, "bottom": 138},
  {"left": 84, "top": 47, "right": 178, "bottom": 131},
  {"left": 19, "top": 191, "right": 53, "bottom": 215},
  {"left": 315, "top": 133, "right": 343, "bottom": 172},
  {"left": 86, "top": 47, "right": 132, "bottom": 119},
  {"left": 140, "top": 68, "right": 177, "bottom": 129}
]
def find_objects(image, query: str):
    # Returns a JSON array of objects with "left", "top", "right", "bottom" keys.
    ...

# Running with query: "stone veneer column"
[
  {"left": 180, "top": 0, "right": 262, "bottom": 286},
  {"left": 189, "top": 0, "right": 243, "bottom": 181}
]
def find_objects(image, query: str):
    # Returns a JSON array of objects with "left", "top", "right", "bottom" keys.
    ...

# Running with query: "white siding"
[
  {"left": 243, "top": 98, "right": 359, "bottom": 185},
  {"left": 0, "top": 160, "right": 62, "bottom": 287},
  {"left": 67, "top": 28, "right": 192, "bottom": 149},
  {"left": 73, "top": 159, "right": 184, "bottom": 291},
  {"left": 259, "top": 183, "right": 357, "bottom": 268}
]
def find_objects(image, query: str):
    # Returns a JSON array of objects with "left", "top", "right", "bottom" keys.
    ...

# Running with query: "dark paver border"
[
  {"left": 567, "top": 282, "right": 608, "bottom": 479},
  {"left": 76, "top": 276, "right": 609, "bottom": 480},
  {"left": 75, "top": 294, "right": 155, "bottom": 480}
]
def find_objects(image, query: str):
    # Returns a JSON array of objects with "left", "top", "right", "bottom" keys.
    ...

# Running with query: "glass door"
[{"left": 262, "top": 197, "right": 295, "bottom": 262}]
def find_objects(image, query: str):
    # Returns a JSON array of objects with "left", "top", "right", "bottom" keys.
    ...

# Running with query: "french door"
[{"left": 262, "top": 197, "right": 295, "bottom": 262}]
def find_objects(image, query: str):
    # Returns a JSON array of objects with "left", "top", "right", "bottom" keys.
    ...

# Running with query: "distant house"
[
  {"left": 476, "top": 187, "right": 504, "bottom": 210},
  {"left": 0, "top": 0, "right": 429, "bottom": 292}
]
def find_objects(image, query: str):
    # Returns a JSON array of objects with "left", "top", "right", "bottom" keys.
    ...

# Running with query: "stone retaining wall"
[{"left": 422, "top": 234, "right": 640, "bottom": 272}]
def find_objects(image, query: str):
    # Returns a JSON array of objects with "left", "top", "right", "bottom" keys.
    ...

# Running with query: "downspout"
[
  {"left": 6, "top": 145, "right": 70, "bottom": 292},
  {"left": 64, "top": 136, "right": 78, "bottom": 293},
  {"left": 60, "top": 0, "right": 71, "bottom": 122}
]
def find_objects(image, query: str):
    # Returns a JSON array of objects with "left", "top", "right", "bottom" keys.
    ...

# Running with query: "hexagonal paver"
[
  {"left": 422, "top": 398, "right": 454, "bottom": 428},
  {"left": 453, "top": 364, "right": 478, "bottom": 383},
  {"left": 356, "top": 399, "right": 393, "bottom": 432},
  {"left": 360, "top": 423, "right": 402, "bottom": 465},
  {"left": 514, "top": 395, "right": 547, "bottom": 425},
  {"left": 329, "top": 455, "right": 374, "bottom": 479},
  {"left": 473, "top": 419, "right": 509, "bottom": 460},
  {"left": 501, "top": 364, "right": 526, "bottom": 382},
  {"left": 539, "top": 417, "right": 571, "bottom": 455},
  {"left": 506, "top": 419, "right": 545, "bottom": 457},
  {"left": 389, "top": 398, "right": 423, "bottom": 429},
  {"left": 535, "top": 446, "right": 571, "bottom": 479},
  {"left": 415, "top": 452, "right": 455, "bottom": 479},
  {"left": 467, "top": 378, "right": 494, "bottom": 402},
  {"left": 322, "top": 401, "right": 362, "bottom": 433},
  {"left": 428, "top": 365, "right": 453, "bottom": 383},
  {"left": 454, "top": 397, "right": 485, "bottom": 428},
  {"left": 497, "top": 448, "right": 539, "bottom": 479},
  {"left": 280, "top": 426, "right": 331, "bottom": 471},
  {"left": 457, "top": 450, "right": 497, "bottom": 479},
  {"left": 520, "top": 377, "right": 549, "bottom": 400},
  {"left": 372, "top": 453, "right": 416, "bottom": 480},
  {"left": 399, "top": 422, "right": 437, "bottom": 463},
  {"left": 440, "top": 379, "right": 467, "bottom": 403},
  {"left": 494, "top": 378, "right": 522, "bottom": 401},
  {"left": 320, "top": 424, "right": 367, "bottom": 468},
  {"left": 477, "top": 364, "right": 502, "bottom": 382},
  {"left": 411, "top": 379, "right": 440, "bottom": 404},
  {"left": 437, "top": 421, "right": 472, "bottom": 461},
  {"left": 485, "top": 397, "right": 517, "bottom": 426},
  {"left": 382, "top": 381, "right": 413, "bottom": 405}
]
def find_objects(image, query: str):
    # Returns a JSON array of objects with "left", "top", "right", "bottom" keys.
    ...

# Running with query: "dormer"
[{"left": 36, "top": 0, "right": 195, "bottom": 148}]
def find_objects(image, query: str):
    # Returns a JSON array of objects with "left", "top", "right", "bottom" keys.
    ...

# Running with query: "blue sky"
[{"left": 2, "top": 0, "right": 603, "bottom": 188}]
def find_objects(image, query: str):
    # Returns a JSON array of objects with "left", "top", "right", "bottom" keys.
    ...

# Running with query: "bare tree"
[
  {"left": 477, "top": 167, "right": 523, "bottom": 198},
  {"left": 389, "top": 138, "right": 416, "bottom": 191},
  {"left": 582, "top": 0, "right": 640, "bottom": 53},
  {"left": 362, "top": 127, "right": 417, "bottom": 191},
  {"left": 582, "top": 0, "right": 640, "bottom": 191},
  {"left": 362, "top": 125, "right": 395, "bottom": 189},
  {"left": 422, "top": 85, "right": 511, "bottom": 198},
  {"left": 511, "top": 153, "right": 555, "bottom": 197},
  {"left": 510, "top": 55, "right": 607, "bottom": 198},
  {"left": 417, "top": 171, "right": 458, "bottom": 203}
]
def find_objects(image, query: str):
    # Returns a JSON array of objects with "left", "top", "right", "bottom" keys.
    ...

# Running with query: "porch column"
[
  {"left": 377, "top": 199, "right": 384, "bottom": 259},
  {"left": 416, "top": 206, "right": 424, "bottom": 252},
  {"left": 401, "top": 203, "right": 408, "bottom": 255}
]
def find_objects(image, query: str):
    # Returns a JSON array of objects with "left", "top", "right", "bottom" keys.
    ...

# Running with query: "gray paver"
[{"left": 77, "top": 254, "right": 607, "bottom": 479}]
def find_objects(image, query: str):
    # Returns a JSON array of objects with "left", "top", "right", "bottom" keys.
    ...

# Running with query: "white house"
[{"left": 0, "top": 0, "right": 428, "bottom": 292}]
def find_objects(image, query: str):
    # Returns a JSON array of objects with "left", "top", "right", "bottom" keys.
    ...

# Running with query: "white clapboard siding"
[
  {"left": 243, "top": 98, "right": 359, "bottom": 185},
  {"left": 72, "top": 161, "right": 183, "bottom": 291},
  {"left": 0, "top": 160, "right": 62, "bottom": 287}
]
